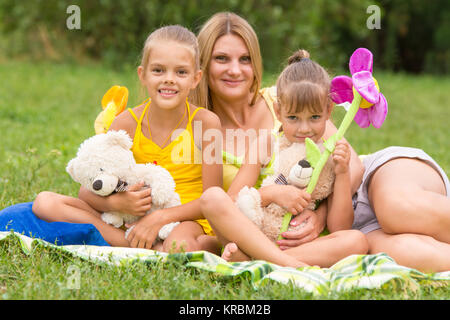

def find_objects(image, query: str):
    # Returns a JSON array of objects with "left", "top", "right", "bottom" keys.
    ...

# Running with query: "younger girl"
[
  {"left": 33, "top": 25, "right": 223, "bottom": 254},
  {"left": 200, "top": 50, "right": 368, "bottom": 268}
]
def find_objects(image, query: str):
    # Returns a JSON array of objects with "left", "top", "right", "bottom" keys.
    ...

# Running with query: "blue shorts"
[{"left": 352, "top": 146, "right": 450, "bottom": 234}]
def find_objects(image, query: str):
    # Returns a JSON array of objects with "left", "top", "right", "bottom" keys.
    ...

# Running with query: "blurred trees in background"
[{"left": 0, "top": 0, "right": 448, "bottom": 74}]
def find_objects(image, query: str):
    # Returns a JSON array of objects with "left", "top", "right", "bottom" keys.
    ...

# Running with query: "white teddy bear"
[
  {"left": 66, "top": 130, "right": 180, "bottom": 241},
  {"left": 235, "top": 135, "right": 335, "bottom": 242}
]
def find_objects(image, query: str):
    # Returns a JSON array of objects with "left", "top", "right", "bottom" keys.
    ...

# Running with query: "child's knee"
[
  {"left": 32, "top": 191, "right": 58, "bottom": 213},
  {"left": 200, "top": 187, "right": 228, "bottom": 215},
  {"left": 336, "top": 230, "right": 369, "bottom": 255}
]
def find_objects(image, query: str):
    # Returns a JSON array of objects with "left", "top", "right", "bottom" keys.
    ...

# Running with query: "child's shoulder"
[
  {"left": 191, "top": 105, "right": 221, "bottom": 129},
  {"left": 108, "top": 104, "right": 145, "bottom": 139}
]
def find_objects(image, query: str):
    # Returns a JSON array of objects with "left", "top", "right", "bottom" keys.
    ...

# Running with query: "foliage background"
[{"left": 0, "top": 0, "right": 448, "bottom": 74}]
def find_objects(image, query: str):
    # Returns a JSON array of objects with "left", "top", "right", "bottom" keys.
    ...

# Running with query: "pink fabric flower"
[{"left": 330, "top": 48, "right": 388, "bottom": 128}]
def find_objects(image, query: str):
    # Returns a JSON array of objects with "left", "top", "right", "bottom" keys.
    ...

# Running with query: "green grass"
[{"left": 0, "top": 60, "right": 449, "bottom": 300}]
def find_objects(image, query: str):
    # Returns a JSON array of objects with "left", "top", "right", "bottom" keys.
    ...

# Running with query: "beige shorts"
[{"left": 352, "top": 146, "right": 450, "bottom": 234}]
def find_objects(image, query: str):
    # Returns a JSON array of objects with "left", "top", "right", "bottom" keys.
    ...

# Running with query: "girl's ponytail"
[{"left": 287, "top": 49, "right": 310, "bottom": 65}]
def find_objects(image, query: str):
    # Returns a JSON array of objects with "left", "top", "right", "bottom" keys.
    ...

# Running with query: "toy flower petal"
[
  {"left": 354, "top": 107, "right": 371, "bottom": 128},
  {"left": 368, "top": 93, "right": 388, "bottom": 128},
  {"left": 330, "top": 75, "right": 353, "bottom": 104},
  {"left": 349, "top": 48, "right": 373, "bottom": 74},
  {"left": 352, "top": 71, "right": 379, "bottom": 104}
]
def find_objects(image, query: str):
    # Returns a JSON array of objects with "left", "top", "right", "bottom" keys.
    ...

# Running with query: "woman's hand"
[
  {"left": 272, "top": 185, "right": 312, "bottom": 215},
  {"left": 111, "top": 182, "right": 152, "bottom": 216},
  {"left": 125, "top": 209, "right": 164, "bottom": 249},
  {"left": 276, "top": 208, "right": 326, "bottom": 250}
]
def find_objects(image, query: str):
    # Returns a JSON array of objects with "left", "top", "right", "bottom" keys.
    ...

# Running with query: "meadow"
[{"left": 0, "top": 60, "right": 449, "bottom": 300}]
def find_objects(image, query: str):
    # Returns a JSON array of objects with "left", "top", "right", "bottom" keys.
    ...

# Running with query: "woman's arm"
[
  {"left": 277, "top": 201, "right": 327, "bottom": 249},
  {"left": 226, "top": 133, "right": 271, "bottom": 199},
  {"left": 198, "top": 109, "right": 223, "bottom": 192}
]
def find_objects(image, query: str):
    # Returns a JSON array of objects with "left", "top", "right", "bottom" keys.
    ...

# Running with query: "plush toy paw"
[
  {"left": 102, "top": 212, "right": 124, "bottom": 228},
  {"left": 124, "top": 221, "right": 181, "bottom": 243},
  {"left": 158, "top": 221, "right": 180, "bottom": 240},
  {"left": 236, "top": 186, "right": 263, "bottom": 227}
]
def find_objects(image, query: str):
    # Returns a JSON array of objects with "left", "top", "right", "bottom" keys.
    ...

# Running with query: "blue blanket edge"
[{"left": 0, "top": 202, "right": 109, "bottom": 246}]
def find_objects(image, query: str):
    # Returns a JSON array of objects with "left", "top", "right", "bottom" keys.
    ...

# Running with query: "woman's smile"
[{"left": 222, "top": 79, "right": 244, "bottom": 87}]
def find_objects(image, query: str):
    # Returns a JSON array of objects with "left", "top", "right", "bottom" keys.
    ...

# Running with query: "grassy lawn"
[{"left": 0, "top": 60, "right": 449, "bottom": 300}]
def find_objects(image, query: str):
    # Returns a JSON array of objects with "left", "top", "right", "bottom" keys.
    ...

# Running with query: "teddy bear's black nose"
[
  {"left": 298, "top": 159, "right": 311, "bottom": 168},
  {"left": 93, "top": 180, "right": 103, "bottom": 191}
]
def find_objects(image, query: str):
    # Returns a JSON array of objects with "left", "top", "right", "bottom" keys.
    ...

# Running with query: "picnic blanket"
[{"left": 1, "top": 230, "right": 448, "bottom": 296}]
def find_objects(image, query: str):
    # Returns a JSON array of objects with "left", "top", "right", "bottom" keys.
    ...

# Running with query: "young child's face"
[
  {"left": 275, "top": 102, "right": 331, "bottom": 144},
  {"left": 138, "top": 41, "right": 201, "bottom": 110}
]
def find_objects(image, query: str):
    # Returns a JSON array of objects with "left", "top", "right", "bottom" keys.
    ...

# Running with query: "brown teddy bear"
[{"left": 235, "top": 135, "right": 335, "bottom": 242}]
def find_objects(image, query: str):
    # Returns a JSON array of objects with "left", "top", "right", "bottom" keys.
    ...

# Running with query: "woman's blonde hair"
[
  {"left": 140, "top": 25, "right": 200, "bottom": 76},
  {"left": 190, "top": 12, "right": 262, "bottom": 110},
  {"left": 276, "top": 49, "right": 331, "bottom": 114}
]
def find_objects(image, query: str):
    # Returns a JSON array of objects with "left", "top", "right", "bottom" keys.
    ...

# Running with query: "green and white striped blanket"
[{"left": 1, "top": 231, "right": 448, "bottom": 296}]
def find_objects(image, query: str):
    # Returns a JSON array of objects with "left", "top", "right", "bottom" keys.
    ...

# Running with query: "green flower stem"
[{"left": 278, "top": 92, "right": 362, "bottom": 240}]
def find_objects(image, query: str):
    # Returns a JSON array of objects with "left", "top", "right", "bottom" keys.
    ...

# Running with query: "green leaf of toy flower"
[{"left": 305, "top": 138, "right": 321, "bottom": 168}]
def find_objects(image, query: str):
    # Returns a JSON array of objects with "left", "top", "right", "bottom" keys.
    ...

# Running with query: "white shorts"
[{"left": 352, "top": 146, "right": 450, "bottom": 234}]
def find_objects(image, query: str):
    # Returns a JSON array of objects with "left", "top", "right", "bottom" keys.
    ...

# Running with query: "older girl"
[{"left": 33, "top": 25, "right": 222, "bottom": 253}]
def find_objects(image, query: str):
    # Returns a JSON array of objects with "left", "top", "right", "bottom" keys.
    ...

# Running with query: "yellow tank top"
[
  {"left": 222, "top": 87, "right": 282, "bottom": 191},
  {"left": 128, "top": 99, "right": 214, "bottom": 236}
]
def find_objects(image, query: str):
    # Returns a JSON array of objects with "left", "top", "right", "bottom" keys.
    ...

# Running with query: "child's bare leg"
[
  {"left": 196, "top": 234, "right": 222, "bottom": 255},
  {"left": 200, "top": 187, "right": 308, "bottom": 268},
  {"left": 366, "top": 229, "right": 450, "bottom": 273},
  {"left": 162, "top": 221, "right": 221, "bottom": 254},
  {"left": 32, "top": 191, "right": 129, "bottom": 247},
  {"left": 152, "top": 241, "right": 164, "bottom": 251},
  {"left": 368, "top": 158, "right": 450, "bottom": 243},
  {"left": 283, "top": 230, "right": 368, "bottom": 268}
]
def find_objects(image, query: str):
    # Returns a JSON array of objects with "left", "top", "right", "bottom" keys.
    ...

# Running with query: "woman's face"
[{"left": 208, "top": 34, "right": 255, "bottom": 102}]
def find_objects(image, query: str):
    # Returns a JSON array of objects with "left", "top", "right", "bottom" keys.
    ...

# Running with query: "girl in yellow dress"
[{"left": 33, "top": 25, "right": 222, "bottom": 254}]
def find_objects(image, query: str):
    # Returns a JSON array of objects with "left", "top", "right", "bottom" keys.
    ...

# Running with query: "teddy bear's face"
[
  {"left": 270, "top": 136, "right": 317, "bottom": 189},
  {"left": 66, "top": 131, "right": 135, "bottom": 196},
  {"left": 288, "top": 159, "right": 313, "bottom": 188},
  {"left": 270, "top": 135, "right": 334, "bottom": 201}
]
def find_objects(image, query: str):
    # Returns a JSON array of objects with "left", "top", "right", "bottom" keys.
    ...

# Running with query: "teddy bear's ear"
[
  {"left": 66, "top": 159, "right": 76, "bottom": 179},
  {"left": 105, "top": 130, "right": 133, "bottom": 150}
]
